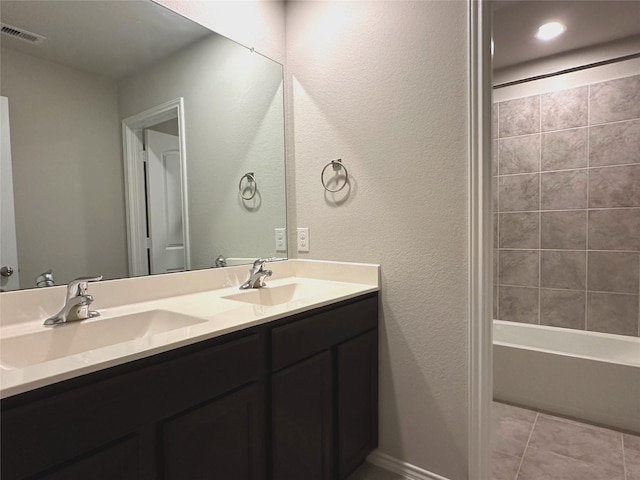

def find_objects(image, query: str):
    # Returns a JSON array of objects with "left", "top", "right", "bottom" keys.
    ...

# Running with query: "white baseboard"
[{"left": 366, "top": 450, "right": 451, "bottom": 480}]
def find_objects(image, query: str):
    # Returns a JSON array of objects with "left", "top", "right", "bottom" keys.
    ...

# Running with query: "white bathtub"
[{"left": 493, "top": 320, "right": 640, "bottom": 433}]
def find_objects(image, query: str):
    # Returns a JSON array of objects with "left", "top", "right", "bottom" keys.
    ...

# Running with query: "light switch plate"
[{"left": 297, "top": 227, "right": 309, "bottom": 253}]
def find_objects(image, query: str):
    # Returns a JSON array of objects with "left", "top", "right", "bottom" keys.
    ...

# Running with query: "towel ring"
[
  {"left": 321, "top": 159, "right": 349, "bottom": 192},
  {"left": 239, "top": 172, "right": 257, "bottom": 200}
]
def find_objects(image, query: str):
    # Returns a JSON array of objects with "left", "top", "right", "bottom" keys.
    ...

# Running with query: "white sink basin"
[
  {"left": 223, "top": 282, "right": 348, "bottom": 307},
  {"left": 0, "top": 310, "right": 206, "bottom": 368}
]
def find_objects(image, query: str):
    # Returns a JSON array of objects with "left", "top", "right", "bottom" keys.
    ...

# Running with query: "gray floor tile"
[
  {"left": 528, "top": 414, "right": 624, "bottom": 473},
  {"left": 626, "top": 448, "right": 640, "bottom": 480},
  {"left": 492, "top": 450, "right": 521, "bottom": 480},
  {"left": 518, "top": 446, "right": 624, "bottom": 480},
  {"left": 492, "top": 403, "right": 537, "bottom": 458},
  {"left": 625, "top": 433, "right": 640, "bottom": 453}
]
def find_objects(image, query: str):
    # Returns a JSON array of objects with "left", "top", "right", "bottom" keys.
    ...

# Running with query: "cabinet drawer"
[
  {"left": 271, "top": 295, "right": 377, "bottom": 371},
  {"left": 1, "top": 333, "right": 261, "bottom": 479}
]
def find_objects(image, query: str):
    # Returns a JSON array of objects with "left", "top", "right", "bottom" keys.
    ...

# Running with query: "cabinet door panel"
[
  {"left": 272, "top": 351, "right": 333, "bottom": 480},
  {"left": 1, "top": 334, "right": 260, "bottom": 479},
  {"left": 337, "top": 330, "right": 378, "bottom": 479},
  {"left": 34, "top": 437, "right": 140, "bottom": 480},
  {"left": 162, "top": 383, "right": 264, "bottom": 480}
]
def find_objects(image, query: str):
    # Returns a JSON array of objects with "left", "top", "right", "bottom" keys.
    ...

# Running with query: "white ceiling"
[
  {"left": 0, "top": 0, "right": 212, "bottom": 80},
  {"left": 493, "top": 0, "right": 640, "bottom": 70}
]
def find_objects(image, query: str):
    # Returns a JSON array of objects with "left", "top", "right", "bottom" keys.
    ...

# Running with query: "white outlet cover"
[
  {"left": 275, "top": 227, "right": 287, "bottom": 253},
  {"left": 297, "top": 227, "right": 309, "bottom": 253}
]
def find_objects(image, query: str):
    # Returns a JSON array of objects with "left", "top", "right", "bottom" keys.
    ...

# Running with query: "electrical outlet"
[
  {"left": 297, "top": 227, "right": 309, "bottom": 253},
  {"left": 275, "top": 227, "right": 287, "bottom": 253}
]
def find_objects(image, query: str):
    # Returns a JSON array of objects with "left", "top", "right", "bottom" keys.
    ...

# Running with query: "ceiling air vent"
[{"left": 1, "top": 23, "right": 46, "bottom": 44}]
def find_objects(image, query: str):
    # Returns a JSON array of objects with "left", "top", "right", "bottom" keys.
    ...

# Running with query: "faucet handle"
[
  {"left": 252, "top": 257, "right": 283, "bottom": 268},
  {"left": 67, "top": 275, "right": 103, "bottom": 299},
  {"left": 252, "top": 258, "right": 269, "bottom": 268}
]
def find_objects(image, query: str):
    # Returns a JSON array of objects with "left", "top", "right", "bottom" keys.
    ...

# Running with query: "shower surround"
[{"left": 493, "top": 73, "right": 640, "bottom": 338}]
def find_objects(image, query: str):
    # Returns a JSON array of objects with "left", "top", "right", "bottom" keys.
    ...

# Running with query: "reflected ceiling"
[{"left": 0, "top": 1, "right": 210, "bottom": 79}]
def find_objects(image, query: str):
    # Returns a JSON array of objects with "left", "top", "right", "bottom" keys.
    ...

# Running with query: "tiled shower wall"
[{"left": 492, "top": 73, "right": 640, "bottom": 337}]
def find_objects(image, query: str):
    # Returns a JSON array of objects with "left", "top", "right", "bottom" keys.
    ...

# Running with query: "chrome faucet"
[
  {"left": 240, "top": 259, "right": 273, "bottom": 289},
  {"left": 44, "top": 275, "right": 103, "bottom": 326}
]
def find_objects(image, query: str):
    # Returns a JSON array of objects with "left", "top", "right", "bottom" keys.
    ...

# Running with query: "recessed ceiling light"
[{"left": 535, "top": 22, "right": 566, "bottom": 41}]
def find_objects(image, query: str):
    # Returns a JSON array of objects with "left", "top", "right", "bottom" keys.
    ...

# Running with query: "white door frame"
[
  {"left": 468, "top": 1, "right": 493, "bottom": 479},
  {"left": 1, "top": 96, "right": 21, "bottom": 291},
  {"left": 121, "top": 98, "right": 190, "bottom": 277}
]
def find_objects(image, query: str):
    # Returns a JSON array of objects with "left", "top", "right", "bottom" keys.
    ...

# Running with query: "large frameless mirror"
[{"left": 0, "top": 0, "right": 286, "bottom": 291}]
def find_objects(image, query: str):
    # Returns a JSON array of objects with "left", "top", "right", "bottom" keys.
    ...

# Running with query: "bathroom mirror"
[{"left": 0, "top": 0, "right": 286, "bottom": 291}]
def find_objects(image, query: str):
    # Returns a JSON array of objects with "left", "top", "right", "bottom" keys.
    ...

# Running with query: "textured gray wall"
[{"left": 286, "top": 2, "right": 470, "bottom": 479}]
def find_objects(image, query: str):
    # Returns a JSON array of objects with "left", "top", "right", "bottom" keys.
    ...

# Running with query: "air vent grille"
[{"left": 1, "top": 23, "right": 46, "bottom": 44}]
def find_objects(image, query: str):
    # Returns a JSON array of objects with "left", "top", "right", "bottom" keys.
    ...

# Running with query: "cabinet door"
[
  {"left": 337, "top": 330, "right": 378, "bottom": 479},
  {"left": 34, "top": 437, "right": 140, "bottom": 480},
  {"left": 272, "top": 351, "right": 333, "bottom": 480},
  {"left": 162, "top": 383, "right": 264, "bottom": 480}
]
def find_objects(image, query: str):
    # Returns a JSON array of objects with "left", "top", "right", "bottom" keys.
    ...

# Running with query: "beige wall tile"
[
  {"left": 541, "top": 127, "right": 588, "bottom": 171},
  {"left": 499, "top": 96, "right": 540, "bottom": 138},
  {"left": 588, "top": 251, "right": 639, "bottom": 294},
  {"left": 540, "top": 170, "right": 587, "bottom": 210},
  {"left": 540, "top": 251, "right": 586, "bottom": 290},
  {"left": 540, "top": 289, "right": 586, "bottom": 330},
  {"left": 589, "top": 75, "right": 640, "bottom": 125},
  {"left": 589, "top": 164, "right": 640, "bottom": 208},
  {"left": 587, "top": 292, "right": 639, "bottom": 336},
  {"left": 500, "top": 174, "right": 540, "bottom": 212},
  {"left": 541, "top": 86, "right": 588, "bottom": 132}
]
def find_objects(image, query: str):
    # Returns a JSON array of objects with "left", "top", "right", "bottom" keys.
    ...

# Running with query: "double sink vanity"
[{"left": 0, "top": 259, "right": 380, "bottom": 480}]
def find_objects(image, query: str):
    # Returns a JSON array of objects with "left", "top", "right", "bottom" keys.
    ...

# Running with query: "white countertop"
[{"left": 0, "top": 260, "right": 380, "bottom": 399}]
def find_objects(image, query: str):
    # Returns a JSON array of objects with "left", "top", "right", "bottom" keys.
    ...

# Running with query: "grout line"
[
  {"left": 538, "top": 97, "right": 542, "bottom": 326},
  {"left": 496, "top": 161, "right": 640, "bottom": 178},
  {"left": 589, "top": 116, "right": 640, "bottom": 129},
  {"left": 515, "top": 412, "right": 539, "bottom": 479},
  {"left": 499, "top": 248, "right": 640, "bottom": 253},
  {"left": 622, "top": 432, "right": 628, "bottom": 480},
  {"left": 496, "top": 104, "right": 501, "bottom": 321},
  {"left": 497, "top": 102, "right": 501, "bottom": 145},
  {"left": 497, "top": 139, "right": 501, "bottom": 322},
  {"left": 497, "top": 172, "right": 539, "bottom": 178},
  {"left": 586, "top": 91, "right": 591, "bottom": 332},
  {"left": 499, "top": 206, "right": 640, "bottom": 214},
  {"left": 496, "top": 284, "right": 639, "bottom": 296},
  {"left": 497, "top": 116, "right": 640, "bottom": 140},
  {"left": 587, "top": 83, "right": 592, "bottom": 126},
  {"left": 587, "top": 162, "right": 640, "bottom": 171}
]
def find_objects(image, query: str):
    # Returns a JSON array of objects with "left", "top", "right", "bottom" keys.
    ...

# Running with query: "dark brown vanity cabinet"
[
  {"left": 1, "top": 293, "right": 378, "bottom": 480},
  {"left": 271, "top": 294, "right": 378, "bottom": 480},
  {"left": 1, "top": 332, "right": 265, "bottom": 480}
]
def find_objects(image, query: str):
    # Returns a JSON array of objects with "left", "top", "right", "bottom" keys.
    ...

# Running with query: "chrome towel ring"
[
  {"left": 239, "top": 172, "right": 257, "bottom": 200},
  {"left": 321, "top": 159, "right": 349, "bottom": 192}
]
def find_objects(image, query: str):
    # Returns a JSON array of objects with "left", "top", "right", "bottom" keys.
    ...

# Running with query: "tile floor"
[
  {"left": 346, "top": 401, "right": 640, "bottom": 480},
  {"left": 493, "top": 401, "right": 640, "bottom": 480}
]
